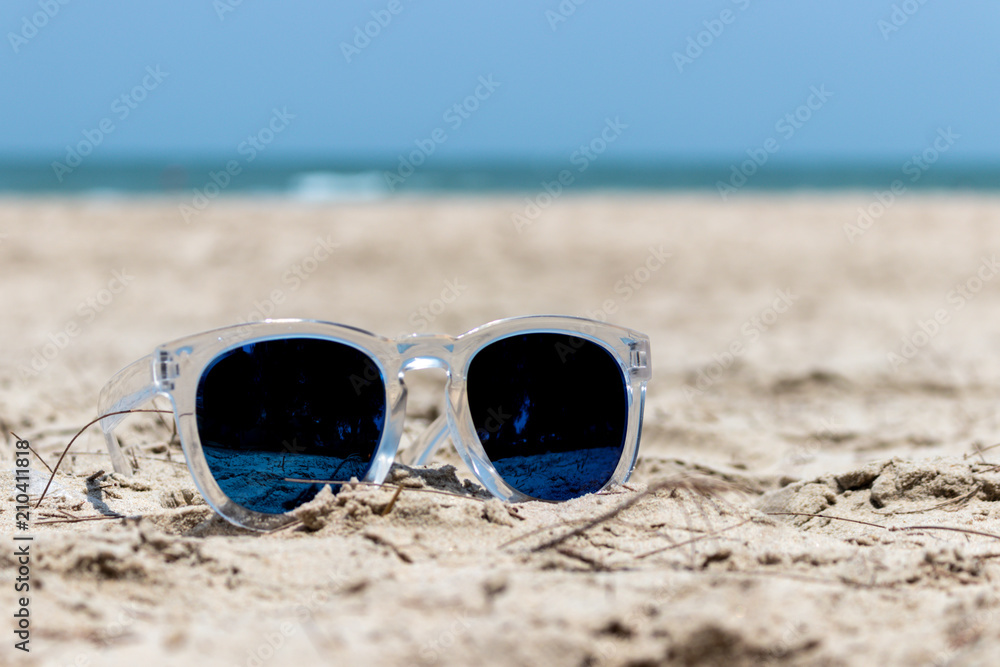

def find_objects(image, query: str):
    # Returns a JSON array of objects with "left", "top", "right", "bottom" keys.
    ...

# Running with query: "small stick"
[
  {"left": 36, "top": 514, "right": 128, "bottom": 525},
  {"left": 27, "top": 445, "right": 55, "bottom": 474},
  {"left": 66, "top": 451, "right": 187, "bottom": 467},
  {"left": 10, "top": 431, "right": 55, "bottom": 474},
  {"left": 33, "top": 409, "right": 174, "bottom": 508},
  {"left": 636, "top": 518, "right": 752, "bottom": 559},
  {"left": 497, "top": 518, "right": 593, "bottom": 549},
  {"left": 381, "top": 486, "right": 403, "bottom": 516},
  {"left": 153, "top": 399, "right": 174, "bottom": 434},
  {"left": 768, "top": 511, "right": 1000, "bottom": 542},
  {"left": 525, "top": 476, "right": 736, "bottom": 553},
  {"left": 524, "top": 490, "right": 652, "bottom": 551},
  {"left": 966, "top": 441, "right": 1000, "bottom": 462},
  {"left": 766, "top": 512, "right": 891, "bottom": 530},
  {"left": 86, "top": 469, "right": 106, "bottom": 483},
  {"left": 267, "top": 518, "right": 305, "bottom": 534},
  {"left": 282, "top": 478, "right": 486, "bottom": 503},
  {"left": 891, "top": 525, "right": 1000, "bottom": 541},
  {"left": 873, "top": 486, "right": 980, "bottom": 516}
]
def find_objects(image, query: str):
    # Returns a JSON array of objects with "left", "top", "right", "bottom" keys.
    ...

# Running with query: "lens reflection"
[
  {"left": 467, "top": 333, "right": 628, "bottom": 501},
  {"left": 196, "top": 337, "right": 385, "bottom": 514}
]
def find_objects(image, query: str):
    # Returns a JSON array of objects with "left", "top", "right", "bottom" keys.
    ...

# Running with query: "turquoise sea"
[{"left": 1, "top": 160, "right": 998, "bottom": 198}]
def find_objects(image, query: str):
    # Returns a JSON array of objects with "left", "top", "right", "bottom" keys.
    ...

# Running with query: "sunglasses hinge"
[
  {"left": 627, "top": 339, "right": 651, "bottom": 380},
  {"left": 155, "top": 349, "right": 179, "bottom": 391}
]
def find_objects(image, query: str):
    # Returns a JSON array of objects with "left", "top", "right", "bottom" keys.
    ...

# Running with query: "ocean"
[{"left": 1, "top": 160, "right": 999, "bottom": 199}]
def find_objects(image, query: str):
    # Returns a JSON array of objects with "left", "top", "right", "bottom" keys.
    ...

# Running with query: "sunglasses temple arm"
[
  {"left": 400, "top": 413, "right": 450, "bottom": 466},
  {"left": 97, "top": 355, "right": 160, "bottom": 476}
]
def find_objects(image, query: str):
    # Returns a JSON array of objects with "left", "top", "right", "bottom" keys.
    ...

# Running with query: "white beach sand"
[{"left": 2, "top": 193, "right": 1000, "bottom": 666}]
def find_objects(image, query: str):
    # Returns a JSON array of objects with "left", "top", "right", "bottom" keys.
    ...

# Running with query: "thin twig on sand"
[
  {"left": 635, "top": 518, "right": 753, "bottom": 559},
  {"left": 35, "top": 514, "right": 129, "bottom": 526},
  {"left": 873, "top": 485, "right": 981, "bottom": 516},
  {"left": 501, "top": 475, "right": 740, "bottom": 553},
  {"left": 767, "top": 511, "right": 1000, "bottom": 542},
  {"left": 31, "top": 409, "right": 174, "bottom": 508}
]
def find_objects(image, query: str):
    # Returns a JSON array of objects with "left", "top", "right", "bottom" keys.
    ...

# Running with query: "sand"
[{"left": 2, "top": 193, "right": 1000, "bottom": 666}]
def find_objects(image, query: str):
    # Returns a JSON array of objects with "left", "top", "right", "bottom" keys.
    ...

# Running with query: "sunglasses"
[{"left": 97, "top": 316, "right": 652, "bottom": 530}]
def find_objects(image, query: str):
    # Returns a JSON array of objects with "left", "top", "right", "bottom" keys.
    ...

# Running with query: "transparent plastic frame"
[{"left": 98, "top": 316, "right": 652, "bottom": 531}]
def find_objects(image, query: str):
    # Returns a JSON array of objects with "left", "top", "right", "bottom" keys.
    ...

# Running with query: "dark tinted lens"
[
  {"left": 467, "top": 333, "right": 628, "bottom": 501},
  {"left": 196, "top": 337, "right": 385, "bottom": 514}
]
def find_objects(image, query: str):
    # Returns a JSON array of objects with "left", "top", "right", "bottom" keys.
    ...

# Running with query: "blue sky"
[{"left": 2, "top": 0, "right": 998, "bottom": 166}]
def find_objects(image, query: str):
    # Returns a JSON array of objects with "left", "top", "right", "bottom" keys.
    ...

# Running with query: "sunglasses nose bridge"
[{"left": 395, "top": 333, "right": 457, "bottom": 376}]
